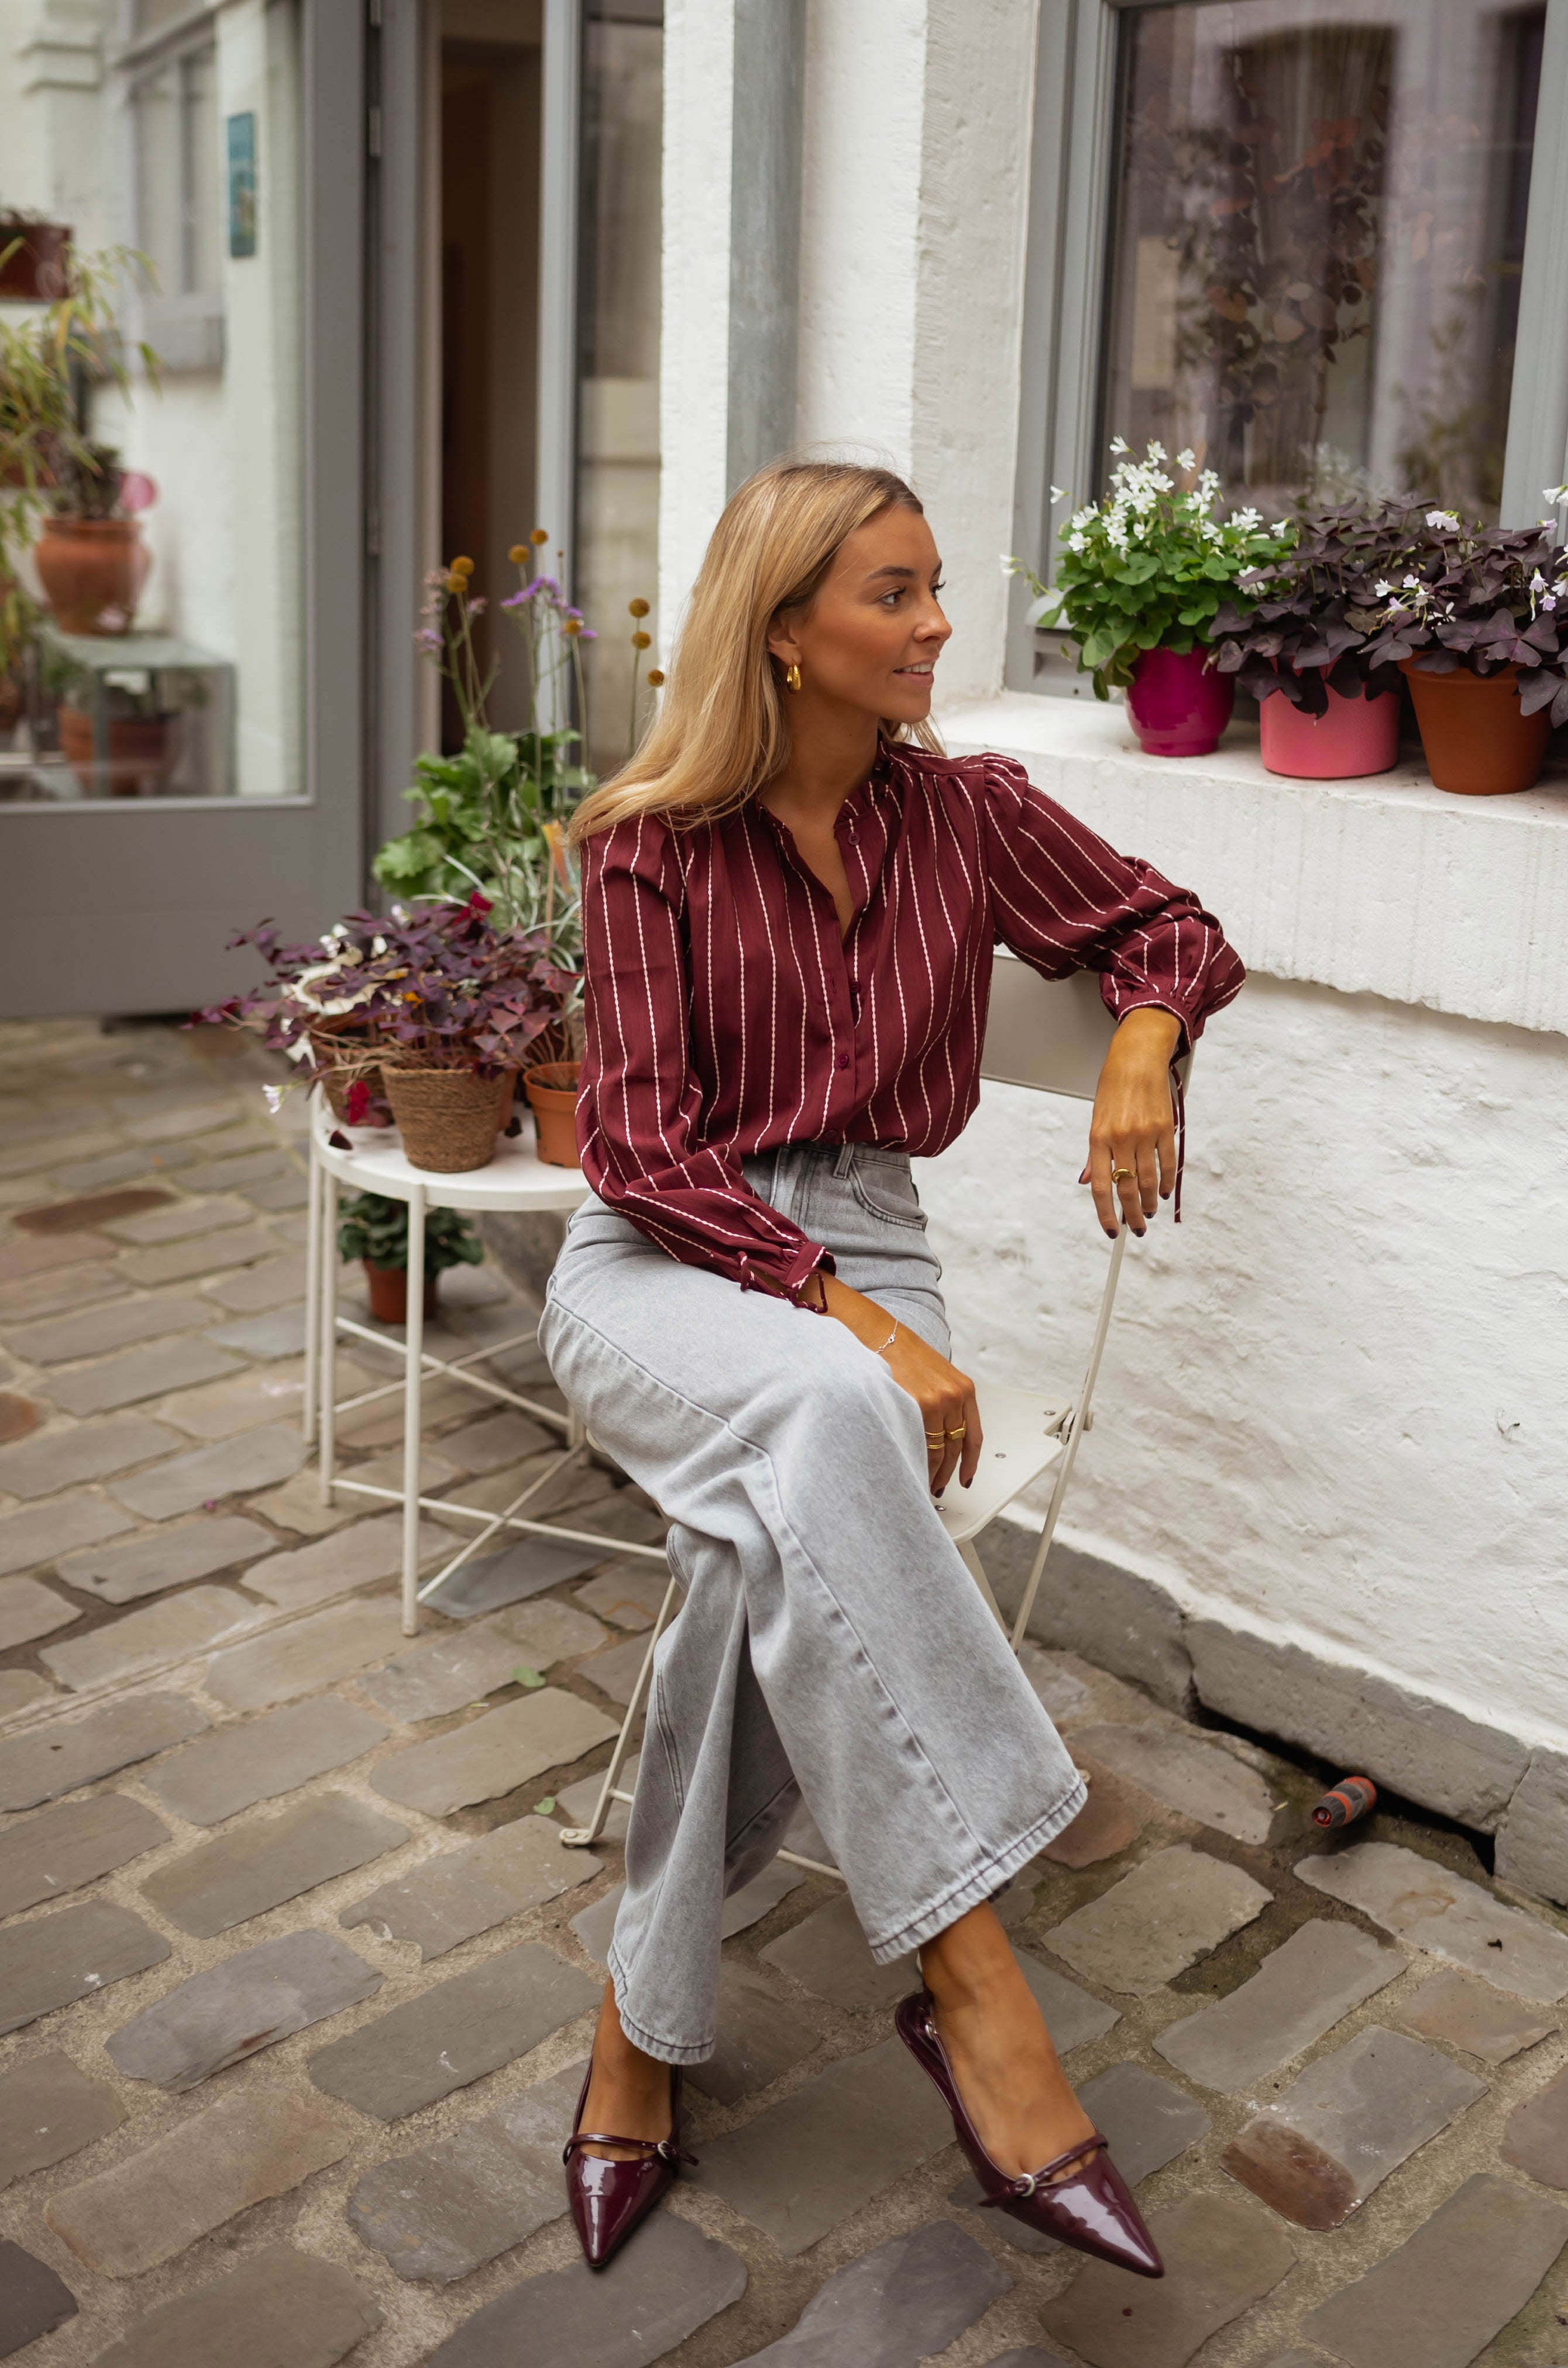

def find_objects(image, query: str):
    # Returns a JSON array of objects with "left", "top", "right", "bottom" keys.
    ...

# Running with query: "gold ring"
[
  {"left": 1110, "top": 1165, "right": 1134, "bottom": 1182},
  {"left": 924, "top": 1432, "right": 946, "bottom": 1445},
  {"left": 944, "top": 1424, "right": 967, "bottom": 1440}
]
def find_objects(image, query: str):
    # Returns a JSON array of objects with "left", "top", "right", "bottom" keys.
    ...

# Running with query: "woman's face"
[{"left": 768, "top": 505, "right": 951, "bottom": 727}]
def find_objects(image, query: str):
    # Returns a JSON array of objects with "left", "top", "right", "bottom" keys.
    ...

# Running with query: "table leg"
[
  {"left": 301, "top": 1129, "right": 322, "bottom": 1443},
  {"left": 319, "top": 1168, "right": 339, "bottom": 1504},
  {"left": 401, "top": 1185, "right": 427, "bottom": 1636}
]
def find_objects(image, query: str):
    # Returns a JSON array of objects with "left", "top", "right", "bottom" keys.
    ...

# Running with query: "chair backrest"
[{"left": 981, "top": 953, "right": 1191, "bottom": 1102}]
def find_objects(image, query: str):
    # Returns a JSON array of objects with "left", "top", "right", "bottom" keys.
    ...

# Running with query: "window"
[
  {"left": 1014, "top": 0, "right": 1563, "bottom": 687},
  {"left": 130, "top": 36, "right": 225, "bottom": 372}
]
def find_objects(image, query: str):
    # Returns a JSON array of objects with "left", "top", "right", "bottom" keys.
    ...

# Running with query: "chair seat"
[{"left": 936, "top": 1380, "right": 1071, "bottom": 1545}]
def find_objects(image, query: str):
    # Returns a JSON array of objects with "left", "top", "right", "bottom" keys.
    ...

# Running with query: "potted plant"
[
  {"left": 1007, "top": 439, "right": 1291, "bottom": 757},
  {"left": 300, "top": 893, "right": 577, "bottom": 1173},
  {"left": 1209, "top": 501, "right": 1425, "bottom": 779},
  {"left": 1360, "top": 510, "right": 1568, "bottom": 795},
  {"left": 191, "top": 920, "right": 407, "bottom": 1125},
  {"left": 0, "top": 215, "right": 72, "bottom": 303},
  {"left": 56, "top": 656, "right": 198, "bottom": 795},
  {"left": 33, "top": 441, "right": 158, "bottom": 635},
  {"left": 337, "top": 1190, "right": 483, "bottom": 1324}
]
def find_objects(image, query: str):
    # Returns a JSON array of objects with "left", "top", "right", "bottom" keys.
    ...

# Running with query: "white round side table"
[{"left": 302, "top": 1092, "right": 661, "bottom": 1634}]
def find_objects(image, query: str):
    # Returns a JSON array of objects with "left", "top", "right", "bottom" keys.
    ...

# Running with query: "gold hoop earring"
[{"left": 785, "top": 662, "right": 802, "bottom": 693}]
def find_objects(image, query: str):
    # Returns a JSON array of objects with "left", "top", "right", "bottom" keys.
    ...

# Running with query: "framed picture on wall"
[{"left": 226, "top": 111, "right": 257, "bottom": 259}]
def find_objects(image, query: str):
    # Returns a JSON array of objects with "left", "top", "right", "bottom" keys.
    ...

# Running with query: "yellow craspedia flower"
[
  {"left": 628, "top": 597, "right": 650, "bottom": 618},
  {"left": 531, "top": 527, "right": 549, "bottom": 545},
  {"left": 445, "top": 573, "right": 465, "bottom": 594},
  {"left": 647, "top": 668, "right": 665, "bottom": 687},
  {"left": 563, "top": 617, "right": 583, "bottom": 636},
  {"left": 631, "top": 630, "right": 651, "bottom": 649},
  {"left": 451, "top": 555, "right": 474, "bottom": 577},
  {"left": 508, "top": 544, "right": 527, "bottom": 564}
]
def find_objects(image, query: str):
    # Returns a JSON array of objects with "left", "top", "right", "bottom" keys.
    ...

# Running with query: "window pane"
[
  {"left": 576, "top": 5, "right": 662, "bottom": 776},
  {"left": 1101, "top": 0, "right": 1545, "bottom": 520}
]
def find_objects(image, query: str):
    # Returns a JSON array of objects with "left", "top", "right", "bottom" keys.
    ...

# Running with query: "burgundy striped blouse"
[{"left": 577, "top": 741, "right": 1244, "bottom": 1300}]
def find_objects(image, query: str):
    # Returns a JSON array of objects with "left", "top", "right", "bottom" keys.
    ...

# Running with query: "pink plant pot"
[
  {"left": 1260, "top": 683, "right": 1401, "bottom": 780},
  {"left": 1125, "top": 646, "right": 1234, "bottom": 758}
]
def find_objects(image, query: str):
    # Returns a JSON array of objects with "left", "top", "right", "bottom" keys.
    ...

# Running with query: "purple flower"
[
  {"left": 467, "top": 596, "right": 487, "bottom": 617},
  {"left": 414, "top": 627, "right": 442, "bottom": 653},
  {"left": 577, "top": 627, "right": 598, "bottom": 640},
  {"left": 500, "top": 589, "right": 529, "bottom": 610}
]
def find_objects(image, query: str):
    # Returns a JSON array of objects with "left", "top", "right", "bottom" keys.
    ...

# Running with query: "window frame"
[
  {"left": 118, "top": 5, "right": 227, "bottom": 375},
  {"left": 1007, "top": 0, "right": 1568, "bottom": 695}
]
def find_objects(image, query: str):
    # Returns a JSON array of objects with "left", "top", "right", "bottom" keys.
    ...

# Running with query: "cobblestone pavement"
[{"left": 4, "top": 1016, "right": 1568, "bottom": 2366}]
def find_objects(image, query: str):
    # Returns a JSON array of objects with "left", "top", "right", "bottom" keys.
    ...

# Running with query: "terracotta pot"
[
  {"left": 35, "top": 516, "right": 150, "bottom": 635},
  {"left": 1398, "top": 659, "right": 1550, "bottom": 796},
  {"left": 1260, "top": 682, "right": 1401, "bottom": 781},
  {"left": 383, "top": 1065, "right": 509, "bottom": 1173},
  {"left": 364, "top": 1261, "right": 439, "bottom": 1324},
  {"left": 1125, "top": 645, "right": 1234, "bottom": 757},
  {"left": 57, "top": 705, "right": 179, "bottom": 796},
  {"left": 0, "top": 222, "right": 71, "bottom": 302},
  {"left": 523, "top": 1060, "right": 582, "bottom": 1167}
]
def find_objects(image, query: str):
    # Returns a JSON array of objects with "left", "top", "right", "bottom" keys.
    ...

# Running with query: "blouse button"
[{"left": 836, "top": 1053, "right": 850, "bottom": 1071}]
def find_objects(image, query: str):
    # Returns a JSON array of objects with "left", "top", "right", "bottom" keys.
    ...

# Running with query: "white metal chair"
[{"left": 559, "top": 957, "right": 1191, "bottom": 1865}]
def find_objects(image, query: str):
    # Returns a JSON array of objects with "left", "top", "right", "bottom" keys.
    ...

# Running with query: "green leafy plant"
[
  {"left": 1006, "top": 439, "right": 1294, "bottom": 697},
  {"left": 1209, "top": 499, "right": 1428, "bottom": 713},
  {"left": 336, "top": 1191, "right": 483, "bottom": 1278}
]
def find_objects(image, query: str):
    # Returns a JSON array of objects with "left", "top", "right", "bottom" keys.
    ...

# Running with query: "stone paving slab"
[
  {"left": 203, "top": 1252, "right": 308, "bottom": 1313},
  {"left": 6, "top": 1291, "right": 214, "bottom": 1365},
  {"left": 0, "top": 1490, "right": 133, "bottom": 1576},
  {"left": 572, "top": 1860, "right": 805, "bottom": 1967},
  {"left": 572, "top": 1632, "right": 661, "bottom": 1708},
  {"left": 109, "top": 1421, "right": 307, "bottom": 1519},
  {"left": 1042, "top": 1755, "right": 1147, "bottom": 1869},
  {"left": 0, "top": 1390, "right": 40, "bottom": 1442},
  {"left": 1223, "top": 2024, "right": 1486, "bottom": 2229},
  {"left": 0, "top": 1260, "right": 126, "bottom": 1325},
  {"left": 575, "top": 1559, "right": 672, "bottom": 1629},
  {"left": 1397, "top": 1966, "right": 1560, "bottom": 2063},
  {"left": 0, "top": 1791, "right": 170, "bottom": 1916},
  {"left": 0, "top": 1898, "right": 171, "bottom": 2034},
  {"left": 181, "top": 1147, "right": 290, "bottom": 1192},
  {"left": 307, "top": 1941, "right": 599, "bottom": 2120},
  {"left": 1046, "top": 1845, "right": 1273, "bottom": 1995},
  {"left": 247, "top": 1467, "right": 360, "bottom": 1536},
  {"left": 107, "top": 1927, "right": 385, "bottom": 2089},
  {"left": 44, "top": 2085, "right": 355, "bottom": 2276},
  {"left": 0, "top": 2241, "right": 78, "bottom": 2354},
  {"left": 0, "top": 1690, "right": 209, "bottom": 1809},
  {"left": 106, "top": 1193, "right": 256, "bottom": 1246},
  {"left": 40, "top": 1582, "right": 262, "bottom": 1690},
  {"left": 359, "top": 1599, "right": 607, "bottom": 1721},
  {"left": 690, "top": 1961, "right": 824, "bottom": 2103},
  {"left": 759, "top": 1890, "right": 916, "bottom": 2010},
  {"left": 1297, "top": 1840, "right": 1568, "bottom": 2002},
  {"left": 155, "top": 1356, "right": 331, "bottom": 1441},
  {"left": 1301, "top": 2171, "right": 1568, "bottom": 2368},
  {"left": 0, "top": 2053, "right": 125, "bottom": 2188},
  {"left": 122, "top": 1096, "right": 243, "bottom": 1143},
  {"left": 734, "top": 2218, "right": 1012, "bottom": 2365},
  {"left": 425, "top": 2206, "right": 748, "bottom": 2368},
  {"left": 1156, "top": 1917, "right": 1404, "bottom": 2092},
  {"left": 142, "top": 1792, "right": 411, "bottom": 1937},
  {"left": 142, "top": 1696, "right": 390, "bottom": 1825},
  {"left": 118, "top": 1222, "right": 277, "bottom": 1287},
  {"left": 0, "top": 1411, "right": 181, "bottom": 1498},
  {"left": 435, "top": 1408, "right": 559, "bottom": 1473},
  {"left": 1501, "top": 2061, "right": 1568, "bottom": 2188},
  {"left": 42, "top": 1335, "right": 242, "bottom": 1417},
  {"left": 1497, "top": 1747, "right": 1568, "bottom": 1905},
  {"left": 205, "top": 1594, "right": 410, "bottom": 1709},
  {"left": 0, "top": 1574, "right": 77, "bottom": 1649},
  {"left": 421, "top": 1533, "right": 621, "bottom": 1617},
  {"left": 1067, "top": 1722, "right": 1282, "bottom": 1845},
  {"left": 204, "top": 1305, "right": 310, "bottom": 1357},
  {"left": 58, "top": 1513, "right": 274, "bottom": 1603},
  {"left": 348, "top": 2057, "right": 586, "bottom": 2278},
  {"left": 692, "top": 2036, "right": 954, "bottom": 2256},
  {"left": 372, "top": 1687, "right": 618, "bottom": 1816},
  {"left": 1041, "top": 2189, "right": 1297, "bottom": 2368},
  {"left": 342, "top": 1814, "right": 600, "bottom": 1959},
  {"left": 242, "top": 1509, "right": 452, "bottom": 1610},
  {"left": 555, "top": 1751, "right": 640, "bottom": 1845},
  {"left": 90, "top": 2243, "right": 382, "bottom": 2368},
  {"left": 0, "top": 1229, "right": 116, "bottom": 1281},
  {"left": 954, "top": 2061, "right": 1211, "bottom": 2254},
  {"left": 0, "top": 1670, "right": 54, "bottom": 1714}
]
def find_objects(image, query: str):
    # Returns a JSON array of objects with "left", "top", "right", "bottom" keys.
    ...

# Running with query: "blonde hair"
[{"left": 569, "top": 458, "right": 942, "bottom": 842}]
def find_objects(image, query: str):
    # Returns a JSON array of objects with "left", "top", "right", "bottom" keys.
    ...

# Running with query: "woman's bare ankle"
[{"left": 580, "top": 1981, "right": 673, "bottom": 2158}]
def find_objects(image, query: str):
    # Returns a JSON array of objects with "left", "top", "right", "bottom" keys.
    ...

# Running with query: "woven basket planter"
[
  {"left": 308, "top": 1027, "right": 415, "bottom": 1125},
  {"left": 384, "top": 1066, "right": 510, "bottom": 1173}
]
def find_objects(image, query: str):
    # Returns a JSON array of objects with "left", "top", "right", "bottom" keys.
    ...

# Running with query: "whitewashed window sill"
[{"left": 937, "top": 691, "right": 1568, "bottom": 1037}]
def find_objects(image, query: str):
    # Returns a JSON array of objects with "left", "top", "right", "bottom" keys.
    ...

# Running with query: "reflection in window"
[
  {"left": 1102, "top": 1, "right": 1544, "bottom": 520},
  {"left": 576, "top": 0, "right": 662, "bottom": 776}
]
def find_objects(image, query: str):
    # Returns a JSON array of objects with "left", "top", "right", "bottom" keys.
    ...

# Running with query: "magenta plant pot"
[
  {"left": 1125, "top": 646, "right": 1234, "bottom": 758},
  {"left": 1260, "top": 683, "right": 1400, "bottom": 781}
]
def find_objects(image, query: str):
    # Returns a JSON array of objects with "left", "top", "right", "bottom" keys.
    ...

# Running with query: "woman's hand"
[
  {"left": 1081, "top": 1007, "right": 1182, "bottom": 1239},
  {"left": 805, "top": 1271, "right": 981, "bottom": 1497}
]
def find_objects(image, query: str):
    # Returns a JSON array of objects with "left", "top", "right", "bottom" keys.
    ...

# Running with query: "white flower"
[
  {"left": 1067, "top": 531, "right": 1087, "bottom": 553},
  {"left": 1231, "top": 505, "right": 1262, "bottom": 531},
  {"left": 1270, "top": 520, "right": 1290, "bottom": 535},
  {"left": 1544, "top": 595, "right": 1559, "bottom": 612},
  {"left": 1049, "top": 485, "right": 1068, "bottom": 503},
  {"left": 1176, "top": 447, "right": 1196, "bottom": 470},
  {"left": 1531, "top": 569, "right": 1548, "bottom": 594},
  {"left": 1401, "top": 573, "right": 1419, "bottom": 589},
  {"left": 262, "top": 1084, "right": 284, "bottom": 1115},
  {"left": 1545, "top": 484, "right": 1568, "bottom": 504},
  {"left": 1425, "top": 508, "right": 1459, "bottom": 530},
  {"left": 1373, "top": 579, "right": 1392, "bottom": 598},
  {"left": 1147, "top": 440, "right": 1167, "bottom": 462},
  {"left": 1109, "top": 435, "right": 1129, "bottom": 455}
]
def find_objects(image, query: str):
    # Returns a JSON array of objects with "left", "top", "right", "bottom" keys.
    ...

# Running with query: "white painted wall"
[{"left": 656, "top": 0, "right": 1568, "bottom": 1766}]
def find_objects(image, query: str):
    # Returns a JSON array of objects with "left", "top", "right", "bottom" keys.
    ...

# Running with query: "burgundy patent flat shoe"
[
  {"left": 562, "top": 2060, "right": 692, "bottom": 2270},
  {"left": 895, "top": 1989, "right": 1163, "bottom": 2278}
]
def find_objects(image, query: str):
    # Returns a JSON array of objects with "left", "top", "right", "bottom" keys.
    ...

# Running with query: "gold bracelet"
[{"left": 873, "top": 1319, "right": 899, "bottom": 1357}]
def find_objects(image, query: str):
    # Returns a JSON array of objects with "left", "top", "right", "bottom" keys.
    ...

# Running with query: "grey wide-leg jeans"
[{"left": 538, "top": 1142, "right": 1086, "bottom": 2064}]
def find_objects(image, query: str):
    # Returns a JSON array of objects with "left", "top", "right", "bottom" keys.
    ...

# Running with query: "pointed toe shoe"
[
  {"left": 895, "top": 1989, "right": 1163, "bottom": 2278},
  {"left": 563, "top": 2063, "right": 690, "bottom": 2270}
]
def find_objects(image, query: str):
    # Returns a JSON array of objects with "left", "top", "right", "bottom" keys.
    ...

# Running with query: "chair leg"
[
  {"left": 558, "top": 1573, "right": 682, "bottom": 1848},
  {"left": 400, "top": 1187, "right": 427, "bottom": 1638},
  {"left": 318, "top": 1169, "right": 339, "bottom": 1506},
  {"left": 301, "top": 1132, "right": 322, "bottom": 1444}
]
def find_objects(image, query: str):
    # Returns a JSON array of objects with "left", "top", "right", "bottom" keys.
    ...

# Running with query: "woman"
[{"left": 541, "top": 459, "right": 1243, "bottom": 2277}]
